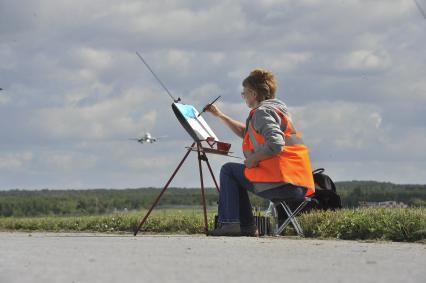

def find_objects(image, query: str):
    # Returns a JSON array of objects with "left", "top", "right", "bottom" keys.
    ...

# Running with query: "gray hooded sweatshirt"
[{"left": 244, "top": 98, "right": 291, "bottom": 192}]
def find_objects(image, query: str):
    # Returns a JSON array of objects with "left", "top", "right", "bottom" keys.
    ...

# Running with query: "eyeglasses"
[{"left": 241, "top": 88, "right": 253, "bottom": 98}]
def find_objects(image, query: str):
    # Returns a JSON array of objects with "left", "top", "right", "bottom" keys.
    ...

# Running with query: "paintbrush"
[{"left": 197, "top": 95, "right": 221, "bottom": 117}]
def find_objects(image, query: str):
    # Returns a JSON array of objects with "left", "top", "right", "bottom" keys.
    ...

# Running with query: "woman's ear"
[{"left": 252, "top": 91, "right": 261, "bottom": 102}]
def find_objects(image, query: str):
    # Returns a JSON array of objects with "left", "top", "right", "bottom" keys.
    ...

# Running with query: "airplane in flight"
[{"left": 129, "top": 132, "right": 166, "bottom": 144}]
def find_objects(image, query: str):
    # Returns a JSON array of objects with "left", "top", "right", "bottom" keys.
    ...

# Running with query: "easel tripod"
[{"left": 133, "top": 142, "right": 221, "bottom": 236}]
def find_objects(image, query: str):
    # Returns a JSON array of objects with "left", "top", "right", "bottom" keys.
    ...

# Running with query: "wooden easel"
[{"left": 133, "top": 141, "right": 228, "bottom": 236}]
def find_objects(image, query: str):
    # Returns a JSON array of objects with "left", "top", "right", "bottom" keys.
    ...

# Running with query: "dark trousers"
[
  {"left": 217, "top": 162, "right": 306, "bottom": 225},
  {"left": 218, "top": 162, "right": 255, "bottom": 225}
]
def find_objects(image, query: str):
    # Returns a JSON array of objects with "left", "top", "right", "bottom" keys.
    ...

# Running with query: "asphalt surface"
[{"left": 0, "top": 232, "right": 425, "bottom": 283}]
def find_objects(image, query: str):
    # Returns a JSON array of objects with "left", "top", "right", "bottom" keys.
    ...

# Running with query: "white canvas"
[{"left": 173, "top": 103, "right": 219, "bottom": 141}]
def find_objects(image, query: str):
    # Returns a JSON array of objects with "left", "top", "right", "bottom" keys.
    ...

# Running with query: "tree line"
[
  {"left": 337, "top": 181, "right": 426, "bottom": 207},
  {"left": 0, "top": 181, "right": 425, "bottom": 217}
]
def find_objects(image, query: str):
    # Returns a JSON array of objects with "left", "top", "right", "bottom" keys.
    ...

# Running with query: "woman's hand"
[
  {"left": 205, "top": 104, "right": 223, "bottom": 118},
  {"left": 244, "top": 151, "right": 274, "bottom": 168},
  {"left": 205, "top": 103, "right": 246, "bottom": 138},
  {"left": 244, "top": 155, "right": 259, "bottom": 168}
]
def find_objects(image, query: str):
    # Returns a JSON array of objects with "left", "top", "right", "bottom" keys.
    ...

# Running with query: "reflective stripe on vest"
[{"left": 243, "top": 107, "right": 315, "bottom": 196}]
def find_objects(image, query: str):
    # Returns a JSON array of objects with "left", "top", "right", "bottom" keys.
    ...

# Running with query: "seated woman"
[{"left": 206, "top": 68, "right": 315, "bottom": 236}]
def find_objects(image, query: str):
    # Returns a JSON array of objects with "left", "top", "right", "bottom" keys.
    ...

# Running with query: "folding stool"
[{"left": 265, "top": 197, "right": 311, "bottom": 236}]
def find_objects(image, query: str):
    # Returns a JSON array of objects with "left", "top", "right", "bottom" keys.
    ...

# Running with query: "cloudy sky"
[{"left": 0, "top": 0, "right": 425, "bottom": 190}]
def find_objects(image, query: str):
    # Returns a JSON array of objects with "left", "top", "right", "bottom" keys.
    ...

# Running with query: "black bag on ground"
[{"left": 311, "top": 168, "right": 342, "bottom": 210}]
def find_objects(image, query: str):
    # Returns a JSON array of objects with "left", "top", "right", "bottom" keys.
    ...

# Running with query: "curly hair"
[{"left": 242, "top": 68, "right": 277, "bottom": 102}]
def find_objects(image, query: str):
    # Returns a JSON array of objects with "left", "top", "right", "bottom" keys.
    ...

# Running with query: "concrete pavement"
[{"left": 0, "top": 232, "right": 425, "bottom": 283}]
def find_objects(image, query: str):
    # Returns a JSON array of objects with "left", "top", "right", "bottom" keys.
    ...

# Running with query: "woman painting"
[{"left": 206, "top": 69, "right": 315, "bottom": 236}]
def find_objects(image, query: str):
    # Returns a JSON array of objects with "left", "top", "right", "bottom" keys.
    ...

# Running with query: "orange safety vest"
[{"left": 243, "top": 107, "right": 315, "bottom": 196}]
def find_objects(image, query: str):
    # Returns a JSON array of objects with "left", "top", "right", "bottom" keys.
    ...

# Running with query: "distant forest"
[{"left": 1, "top": 181, "right": 425, "bottom": 217}]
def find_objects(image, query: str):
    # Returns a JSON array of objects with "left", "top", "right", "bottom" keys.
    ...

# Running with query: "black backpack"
[{"left": 310, "top": 168, "right": 342, "bottom": 210}]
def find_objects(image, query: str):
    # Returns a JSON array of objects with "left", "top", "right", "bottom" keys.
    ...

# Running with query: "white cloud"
[
  {"left": 369, "top": 113, "right": 382, "bottom": 128},
  {"left": 291, "top": 100, "right": 426, "bottom": 165},
  {"left": 0, "top": 152, "right": 33, "bottom": 170},
  {"left": 268, "top": 52, "right": 313, "bottom": 72},
  {"left": 31, "top": 88, "right": 160, "bottom": 140},
  {"left": 187, "top": 83, "right": 223, "bottom": 103},
  {"left": 291, "top": 101, "right": 384, "bottom": 149},
  {"left": 410, "top": 80, "right": 426, "bottom": 100},
  {"left": 0, "top": 94, "right": 10, "bottom": 105},
  {"left": 1, "top": 0, "right": 425, "bottom": 188},
  {"left": 0, "top": 44, "right": 17, "bottom": 70},
  {"left": 335, "top": 49, "right": 392, "bottom": 72},
  {"left": 44, "top": 152, "right": 97, "bottom": 171},
  {"left": 76, "top": 48, "right": 114, "bottom": 71}
]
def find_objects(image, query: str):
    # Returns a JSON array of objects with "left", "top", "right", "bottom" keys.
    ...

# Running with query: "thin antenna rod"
[
  {"left": 414, "top": 0, "right": 426, "bottom": 19},
  {"left": 136, "top": 52, "right": 180, "bottom": 103}
]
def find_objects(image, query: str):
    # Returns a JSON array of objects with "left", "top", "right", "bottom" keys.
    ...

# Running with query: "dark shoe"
[
  {"left": 240, "top": 224, "right": 259, "bottom": 237},
  {"left": 207, "top": 223, "right": 241, "bottom": 236}
]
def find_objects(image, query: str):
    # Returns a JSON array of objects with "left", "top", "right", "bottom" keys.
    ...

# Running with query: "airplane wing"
[{"left": 129, "top": 138, "right": 144, "bottom": 143}]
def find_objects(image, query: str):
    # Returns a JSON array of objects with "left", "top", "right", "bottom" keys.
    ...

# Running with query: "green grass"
[
  {"left": 298, "top": 207, "right": 426, "bottom": 242},
  {"left": 0, "top": 208, "right": 215, "bottom": 234},
  {"left": 0, "top": 208, "right": 425, "bottom": 242}
]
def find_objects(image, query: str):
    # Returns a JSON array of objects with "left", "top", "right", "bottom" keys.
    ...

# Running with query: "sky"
[{"left": 0, "top": 0, "right": 425, "bottom": 190}]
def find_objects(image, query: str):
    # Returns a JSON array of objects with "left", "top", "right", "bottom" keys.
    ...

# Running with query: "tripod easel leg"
[
  {"left": 134, "top": 142, "right": 195, "bottom": 236},
  {"left": 197, "top": 143, "right": 209, "bottom": 234},
  {"left": 204, "top": 157, "right": 220, "bottom": 193}
]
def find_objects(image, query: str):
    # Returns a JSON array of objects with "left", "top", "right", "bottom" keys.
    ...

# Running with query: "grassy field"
[{"left": 0, "top": 208, "right": 425, "bottom": 242}]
